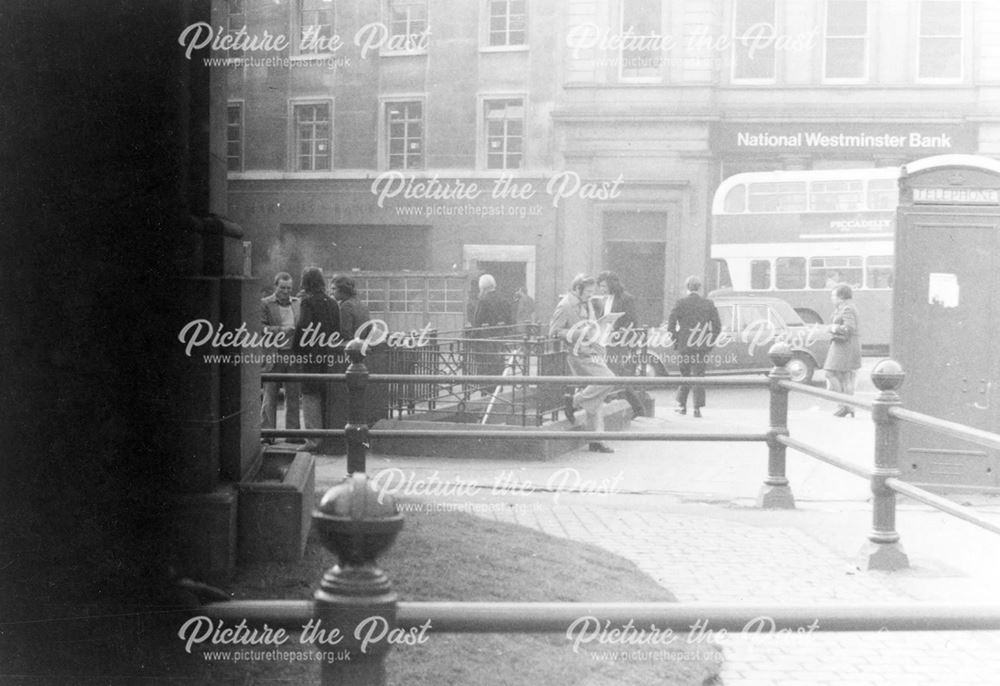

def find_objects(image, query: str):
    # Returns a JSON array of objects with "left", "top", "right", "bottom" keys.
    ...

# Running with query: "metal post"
[
  {"left": 313, "top": 473, "right": 404, "bottom": 686},
  {"left": 344, "top": 340, "right": 370, "bottom": 475},
  {"left": 758, "top": 343, "right": 796, "bottom": 509},
  {"left": 861, "top": 359, "right": 909, "bottom": 570}
]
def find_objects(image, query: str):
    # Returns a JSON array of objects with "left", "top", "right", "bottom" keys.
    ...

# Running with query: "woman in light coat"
[{"left": 823, "top": 283, "right": 862, "bottom": 417}]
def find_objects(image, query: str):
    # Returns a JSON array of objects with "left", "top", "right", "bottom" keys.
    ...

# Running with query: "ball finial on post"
[
  {"left": 768, "top": 342, "right": 793, "bottom": 369},
  {"left": 871, "top": 359, "right": 905, "bottom": 393}
]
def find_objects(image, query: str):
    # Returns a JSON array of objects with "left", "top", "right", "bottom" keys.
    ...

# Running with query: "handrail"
[
  {"left": 262, "top": 428, "right": 768, "bottom": 442},
  {"left": 889, "top": 407, "right": 1000, "bottom": 452},
  {"left": 197, "top": 599, "right": 1000, "bottom": 633},
  {"left": 778, "top": 380, "right": 875, "bottom": 411},
  {"left": 886, "top": 478, "right": 1000, "bottom": 536},
  {"left": 779, "top": 435, "right": 874, "bottom": 480},
  {"left": 262, "top": 372, "right": 770, "bottom": 387}
]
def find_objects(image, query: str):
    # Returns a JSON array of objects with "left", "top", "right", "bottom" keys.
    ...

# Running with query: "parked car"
[{"left": 643, "top": 294, "right": 832, "bottom": 384}]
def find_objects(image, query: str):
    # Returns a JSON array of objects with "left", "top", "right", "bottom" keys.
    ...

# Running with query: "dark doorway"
[
  {"left": 477, "top": 260, "right": 527, "bottom": 307},
  {"left": 604, "top": 241, "right": 667, "bottom": 326}
]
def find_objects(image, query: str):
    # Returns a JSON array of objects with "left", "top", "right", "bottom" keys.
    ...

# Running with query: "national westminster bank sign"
[{"left": 714, "top": 122, "right": 977, "bottom": 155}]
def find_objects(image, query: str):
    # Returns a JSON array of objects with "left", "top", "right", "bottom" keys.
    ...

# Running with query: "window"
[
  {"left": 487, "top": 0, "right": 526, "bottom": 47},
  {"left": 293, "top": 102, "right": 332, "bottom": 171},
  {"left": 298, "top": 0, "right": 336, "bottom": 55},
  {"left": 824, "top": 0, "right": 868, "bottom": 80},
  {"left": 716, "top": 305, "right": 735, "bottom": 331},
  {"left": 739, "top": 304, "right": 772, "bottom": 330},
  {"left": 732, "top": 0, "right": 775, "bottom": 81},
  {"left": 750, "top": 260, "right": 771, "bottom": 290},
  {"left": 809, "top": 179, "right": 864, "bottom": 212},
  {"left": 386, "top": 101, "right": 423, "bottom": 170},
  {"left": 484, "top": 98, "right": 524, "bottom": 170},
  {"left": 918, "top": 1, "right": 962, "bottom": 80},
  {"left": 226, "top": 103, "right": 243, "bottom": 172},
  {"left": 227, "top": 0, "right": 246, "bottom": 60},
  {"left": 866, "top": 255, "right": 894, "bottom": 289},
  {"left": 358, "top": 278, "right": 386, "bottom": 312},
  {"left": 619, "top": 0, "right": 662, "bottom": 80},
  {"left": 387, "top": 0, "right": 428, "bottom": 52},
  {"left": 775, "top": 257, "right": 806, "bottom": 289},
  {"left": 389, "top": 278, "right": 425, "bottom": 312},
  {"left": 867, "top": 179, "right": 898, "bottom": 210},
  {"left": 427, "top": 278, "right": 467, "bottom": 313},
  {"left": 723, "top": 184, "right": 747, "bottom": 213},
  {"left": 809, "top": 256, "right": 863, "bottom": 289},
  {"left": 747, "top": 182, "right": 807, "bottom": 213}
]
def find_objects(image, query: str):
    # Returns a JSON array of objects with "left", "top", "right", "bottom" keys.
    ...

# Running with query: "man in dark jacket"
[{"left": 666, "top": 276, "right": 722, "bottom": 418}]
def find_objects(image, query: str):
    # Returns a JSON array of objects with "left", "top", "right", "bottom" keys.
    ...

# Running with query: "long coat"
[
  {"left": 295, "top": 291, "right": 341, "bottom": 389},
  {"left": 823, "top": 301, "right": 862, "bottom": 372},
  {"left": 666, "top": 293, "right": 722, "bottom": 353}
]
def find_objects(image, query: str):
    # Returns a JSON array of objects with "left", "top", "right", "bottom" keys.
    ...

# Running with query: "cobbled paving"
[{"left": 481, "top": 505, "right": 1000, "bottom": 685}]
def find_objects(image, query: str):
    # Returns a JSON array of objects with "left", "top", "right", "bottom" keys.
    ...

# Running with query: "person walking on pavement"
[
  {"left": 331, "top": 273, "right": 370, "bottom": 340},
  {"left": 824, "top": 283, "right": 862, "bottom": 418},
  {"left": 667, "top": 276, "right": 722, "bottom": 418},
  {"left": 549, "top": 273, "right": 616, "bottom": 453},
  {"left": 596, "top": 271, "right": 646, "bottom": 418},
  {"left": 295, "top": 267, "right": 340, "bottom": 452},
  {"left": 259, "top": 272, "right": 301, "bottom": 442}
]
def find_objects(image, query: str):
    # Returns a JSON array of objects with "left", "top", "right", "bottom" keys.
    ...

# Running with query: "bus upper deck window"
[
  {"left": 750, "top": 260, "right": 771, "bottom": 290},
  {"left": 724, "top": 184, "right": 746, "bottom": 213},
  {"left": 867, "top": 179, "right": 898, "bottom": 210},
  {"left": 809, "top": 180, "right": 863, "bottom": 212},
  {"left": 748, "top": 182, "right": 807, "bottom": 213}
]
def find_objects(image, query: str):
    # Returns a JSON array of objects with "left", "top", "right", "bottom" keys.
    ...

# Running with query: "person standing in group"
[
  {"left": 666, "top": 276, "right": 722, "bottom": 418},
  {"left": 471, "top": 274, "right": 510, "bottom": 389},
  {"left": 596, "top": 271, "right": 646, "bottom": 418},
  {"left": 260, "top": 272, "right": 301, "bottom": 442},
  {"left": 549, "top": 273, "right": 616, "bottom": 453},
  {"left": 295, "top": 266, "right": 340, "bottom": 452},
  {"left": 513, "top": 285, "right": 536, "bottom": 324},
  {"left": 473, "top": 274, "right": 510, "bottom": 327},
  {"left": 331, "top": 274, "right": 371, "bottom": 340},
  {"left": 824, "top": 283, "right": 862, "bottom": 418}
]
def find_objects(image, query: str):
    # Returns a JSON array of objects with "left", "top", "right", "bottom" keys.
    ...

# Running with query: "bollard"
[
  {"left": 758, "top": 343, "right": 796, "bottom": 509},
  {"left": 313, "top": 472, "right": 404, "bottom": 686},
  {"left": 344, "top": 340, "right": 370, "bottom": 475},
  {"left": 861, "top": 359, "right": 910, "bottom": 571}
]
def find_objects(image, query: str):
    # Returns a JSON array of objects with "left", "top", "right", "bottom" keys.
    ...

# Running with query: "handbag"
[{"left": 830, "top": 326, "right": 848, "bottom": 342}]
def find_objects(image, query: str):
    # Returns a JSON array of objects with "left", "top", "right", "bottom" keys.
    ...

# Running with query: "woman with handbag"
[{"left": 823, "top": 283, "right": 862, "bottom": 417}]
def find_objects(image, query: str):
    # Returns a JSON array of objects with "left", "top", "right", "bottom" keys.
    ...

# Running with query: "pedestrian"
[
  {"left": 666, "top": 276, "right": 722, "bottom": 418},
  {"left": 513, "top": 285, "right": 536, "bottom": 324},
  {"left": 549, "top": 273, "right": 616, "bottom": 453},
  {"left": 596, "top": 271, "right": 646, "bottom": 418},
  {"left": 331, "top": 274, "right": 371, "bottom": 340},
  {"left": 473, "top": 274, "right": 510, "bottom": 327},
  {"left": 295, "top": 266, "right": 340, "bottom": 452},
  {"left": 260, "top": 272, "right": 301, "bottom": 442},
  {"left": 824, "top": 283, "right": 862, "bottom": 418}
]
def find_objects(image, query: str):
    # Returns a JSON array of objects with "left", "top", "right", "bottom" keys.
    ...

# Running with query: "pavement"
[{"left": 297, "top": 358, "right": 1000, "bottom": 684}]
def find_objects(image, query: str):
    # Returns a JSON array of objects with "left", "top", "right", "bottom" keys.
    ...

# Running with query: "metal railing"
[
  {"left": 235, "top": 341, "right": 1000, "bottom": 684},
  {"left": 371, "top": 324, "right": 570, "bottom": 425}
]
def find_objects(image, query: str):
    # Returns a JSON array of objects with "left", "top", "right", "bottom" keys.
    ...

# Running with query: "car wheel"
[
  {"left": 786, "top": 353, "right": 816, "bottom": 384},
  {"left": 644, "top": 358, "right": 668, "bottom": 377},
  {"left": 795, "top": 308, "right": 823, "bottom": 325}
]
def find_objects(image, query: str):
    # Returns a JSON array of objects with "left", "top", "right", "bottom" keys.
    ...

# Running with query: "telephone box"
[{"left": 894, "top": 154, "right": 1000, "bottom": 490}]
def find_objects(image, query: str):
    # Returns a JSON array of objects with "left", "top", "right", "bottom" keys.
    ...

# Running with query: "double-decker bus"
[{"left": 709, "top": 166, "right": 899, "bottom": 353}]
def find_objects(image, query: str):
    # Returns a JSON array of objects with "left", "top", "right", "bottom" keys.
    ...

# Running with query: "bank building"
[{"left": 220, "top": 0, "right": 1000, "bottom": 331}]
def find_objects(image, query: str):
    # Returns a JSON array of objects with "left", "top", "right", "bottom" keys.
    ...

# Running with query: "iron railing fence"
[{"left": 243, "top": 343, "right": 1000, "bottom": 684}]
